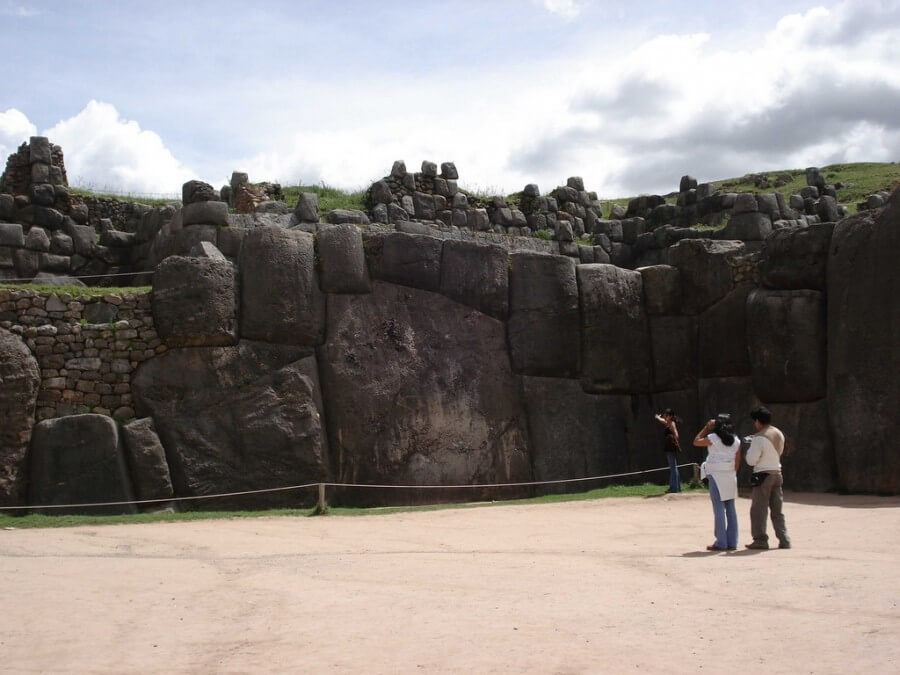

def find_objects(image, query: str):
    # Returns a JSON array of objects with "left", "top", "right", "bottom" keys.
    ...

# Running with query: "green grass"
[
  {"left": 68, "top": 186, "right": 176, "bottom": 207},
  {"left": 711, "top": 162, "right": 900, "bottom": 213},
  {"left": 0, "top": 283, "right": 151, "bottom": 295},
  {"left": 0, "top": 482, "right": 703, "bottom": 529},
  {"left": 281, "top": 183, "right": 367, "bottom": 213}
]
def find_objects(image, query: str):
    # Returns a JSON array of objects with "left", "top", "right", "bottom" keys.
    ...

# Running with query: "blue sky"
[{"left": 2, "top": 0, "right": 899, "bottom": 197}]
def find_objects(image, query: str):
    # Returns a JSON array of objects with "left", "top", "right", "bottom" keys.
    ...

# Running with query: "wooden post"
[
  {"left": 316, "top": 483, "right": 327, "bottom": 515},
  {"left": 692, "top": 463, "right": 700, "bottom": 484}
]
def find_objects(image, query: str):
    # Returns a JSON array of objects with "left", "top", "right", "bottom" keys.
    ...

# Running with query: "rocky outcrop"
[
  {"left": 28, "top": 414, "right": 135, "bottom": 514},
  {"left": 318, "top": 282, "right": 531, "bottom": 504},
  {"left": 131, "top": 341, "right": 329, "bottom": 508},
  {"left": 827, "top": 194, "right": 900, "bottom": 493},
  {"left": 0, "top": 328, "right": 40, "bottom": 504},
  {"left": 239, "top": 226, "right": 324, "bottom": 346}
]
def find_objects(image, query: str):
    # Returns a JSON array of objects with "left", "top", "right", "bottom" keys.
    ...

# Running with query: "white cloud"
[
  {"left": 534, "top": 0, "right": 583, "bottom": 20},
  {"left": 43, "top": 101, "right": 194, "bottom": 196},
  {"left": 506, "top": 0, "right": 900, "bottom": 195},
  {"left": 0, "top": 108, "right": 37, "bottom": 162},
  {"left": 0, "top": 4, "right": 41, "bottom": 18}
]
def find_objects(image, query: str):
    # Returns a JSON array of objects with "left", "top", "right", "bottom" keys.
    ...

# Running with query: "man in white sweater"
[{"left": 744, "top": 406, "right": 792, "bottom": 550}]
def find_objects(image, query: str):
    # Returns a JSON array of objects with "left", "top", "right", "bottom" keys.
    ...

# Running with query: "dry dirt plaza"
[{"left": 1, "top": 491, "right": 898, "bottom": 674}]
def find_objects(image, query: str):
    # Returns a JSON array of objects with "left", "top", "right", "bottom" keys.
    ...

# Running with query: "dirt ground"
[{"left": 1, "top": 491, "right": 898, "bottom": 674}]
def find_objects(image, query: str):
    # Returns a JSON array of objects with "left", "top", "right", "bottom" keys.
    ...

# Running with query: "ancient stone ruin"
[{"left": 1, "top": 137, "right": 898, "bottom": 513}]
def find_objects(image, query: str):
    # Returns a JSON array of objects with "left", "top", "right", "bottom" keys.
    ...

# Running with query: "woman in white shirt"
[{"left": 693, "top": 414, "right": 741, "bottom": 552}]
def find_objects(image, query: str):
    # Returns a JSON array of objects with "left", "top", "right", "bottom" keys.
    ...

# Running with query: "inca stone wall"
[{"left": 1, "top": 138, "right": 899, "bottom": 513}]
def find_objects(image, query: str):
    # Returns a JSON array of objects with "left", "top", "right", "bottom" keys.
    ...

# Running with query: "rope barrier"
[
  {"left": 0, "top": 464, "right": 700, "bottom": 512},
  {"left": 0, "top": 270, "right": 154, "bottom": 284}
]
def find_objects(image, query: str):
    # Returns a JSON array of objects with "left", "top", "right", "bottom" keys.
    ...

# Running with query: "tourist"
[
  {"left": 744, "top": 406, "right": 791, "bottom": 550},
  {"left": 653, "top": 408, "right": 682, "bottom": 493},
  {"left": 694, "top": 414, "right": 741, "bottom": 552}
]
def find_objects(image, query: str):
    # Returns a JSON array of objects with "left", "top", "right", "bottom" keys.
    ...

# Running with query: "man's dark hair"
[{"left": 750, "top": 406, "right": 772, "bottom": 425}]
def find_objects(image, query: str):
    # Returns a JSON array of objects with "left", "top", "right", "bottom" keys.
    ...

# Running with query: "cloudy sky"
[{"left": 1, "top": 0, "right": 899, "bottom": 198}]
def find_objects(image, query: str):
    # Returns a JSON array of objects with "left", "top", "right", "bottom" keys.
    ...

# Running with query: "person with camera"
[
  {"left": 694, "top": 414, "right": 741, "bottom": 552},
  {"left": 654, "top": 408, "right": 682, "bottom": 493},
  {"left": 744, "top": 406, "right": 791, "bottom": 550}
]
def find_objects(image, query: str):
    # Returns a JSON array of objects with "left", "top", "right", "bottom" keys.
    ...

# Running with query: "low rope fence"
[
  {"left": 0, "top": 270, "right": 155, "bottom": 284},
  {"left": 0, "top": 463, "right": 701, "bottom": 513}
]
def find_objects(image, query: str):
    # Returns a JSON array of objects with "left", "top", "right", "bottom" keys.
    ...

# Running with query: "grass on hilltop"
[
  {"left": 0, "top": 481, "right": 704, "bottom": 529},
  {"left": 68, "top": 186, "right": 177, "bottom": 207},
  {"left": 281, "top": 183, "right": 367, "bottom": 212}
]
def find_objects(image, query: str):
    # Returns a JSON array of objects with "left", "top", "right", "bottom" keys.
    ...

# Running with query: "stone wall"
[
  {"left": 3, "top": 189, "right": 898, "bottom": 513},
  {"left": 0, "top": 289, "right": 163, "bottom": 422}
]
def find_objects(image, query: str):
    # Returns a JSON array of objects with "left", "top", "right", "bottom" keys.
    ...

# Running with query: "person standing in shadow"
[
  {"left": 694, "top": 414, "right": 741, "bottom": 552},
  {"left": 654, "top": 408, "right": 682, "bottom": 493}
]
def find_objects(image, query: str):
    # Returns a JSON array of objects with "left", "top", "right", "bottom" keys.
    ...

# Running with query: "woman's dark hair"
[
  {"left": 750, "top": 406, "right": 772, "bottom": 425},
  {"left": 662, "top": 408, "right": 682, "bottom": 425},
  {"left": 713, "top": 413, "right": 735, "bottom": 445}
]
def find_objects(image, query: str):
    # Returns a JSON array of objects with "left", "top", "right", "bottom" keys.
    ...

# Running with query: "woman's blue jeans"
[
  {"left": 666, "top": 452, "right": 681, "bottom": 492},
  {"left": 708, "top": 475, "right": 738, "bottom": 549}
]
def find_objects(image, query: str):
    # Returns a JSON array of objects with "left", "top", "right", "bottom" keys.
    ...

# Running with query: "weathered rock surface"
[
  {"left": 759, "top": 222, "right": 833, "bottom": 290},
  {"left": 508, "top": 253, "right": 580, "bottom": 377},
  {"left": 28, "top": 414, "right": 136, "bottom": 514},
  {"left": 152, "top": 255, "right": 238, "bottom": 347},
  {"left": 121, "top": 417, "right": 175, "bottom": 504},
  {"left": 239, "top": 226, "right": 325, "bottom": 346},
  {"left": 639, "top": 265, "right": 681, "bottom": 315},
  {"left": 579, "top": 264, "right": 651, "bottom": 393},
  {"left": 0, "top": 328, "right": 40, "bottom": 505},
  {"left": 319, "top": 282, "right": 531, "bottom": 504},
  {"left": 522, "top": 377, "right": 629, "bottom": 491},
  {"left": 767, "top": 400, "right": 836, "bottom": 492},
  {"left": 649, "top": 316, "right": 696, "bottom": 392},
  {"left": 668, "top": 239, "right": 743, "bottom": 314},
  {"left": 827, "top": 194, "right": 900, "bottom": 492},
  {"left": 698, "top": 285, "right": 752, "bottom": 378},
  {"left": 132, "top": 342, "right": 329, "bottom": 508},
  {"left": 747, "top": 289, "right": 826, "bottom": 402},
  {"left": 368, "top": 232, "right": 443, "bottom": 292},
  {"left": 317, "top": 223, "right": 371, "bottom": 294},
  {"left": 439, "top": 239, "right": 508, "bottom": 319}
]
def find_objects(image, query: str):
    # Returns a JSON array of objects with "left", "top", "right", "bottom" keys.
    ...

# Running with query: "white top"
[
  {"left": 746, "top": 427, "right": 784, "bottom": 473},
  {"left": 703, "top": 432, "right": 740, "bottom": 501}
]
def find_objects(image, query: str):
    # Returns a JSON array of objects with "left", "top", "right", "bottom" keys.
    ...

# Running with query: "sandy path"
[{"left": 1, "top": 492, "right": 898, "bottom": 674}]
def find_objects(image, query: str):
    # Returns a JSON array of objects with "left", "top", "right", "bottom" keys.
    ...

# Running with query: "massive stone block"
[
  {"left": 152, "top": 255, "right": 238, "bottom": 347},
  {"left": 316, "top": 223, "right": 371, "bottom": 294},
  {"left": 639, "top": 265, "right": 681, "bottom": 315},
  {"left": 698, "top": 285, "right": 753, "bottom": 378},
  {"left": 766, "top": 400, "right": 836, "bottom": 492},
  {"left": 523, "top": 377, "right": 629, "bottom": 492},
  {"left": 439, "top": 239, "right": 508, "bottom": 319},
  {"left": 746, "top": 289, "right": 826, "bottom": 402},
  {"left": 827, "top": 194, "right": 900, "bottom": 493},
  {"left": 368, "top": 231, "right": 443, "bottom": 292},
  {"left": 759, "top": 222, "right": 833, "bottom": 290},
  {"left": 318, "top": 282, "right": 531, "bottom": 504},
  {"left": 132, "top": 342, "right": 329, "bottom": 508},
  {"left": 0, "top": 327, "right": 40, "bottom": 505},
  {"left": 508, "top": 252, "right": 580, "bottom": 377},
  {"left": 668, "top": 239, "right": 743, "bottom": 314},
  {"left": 239, "top": 226, "right": 325, "bottom": 346},
  {"left": 29, "top": 414, "right": 136, "bottom": 515},
  {"left": 579, "top": 264, "right": 651, "bottom": 393},
  {"left": 649, "top": 316, "right": 696, "bottom": 392},
  {"left": 121, "top": 417, "right": 175, "bottom": 504}
]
